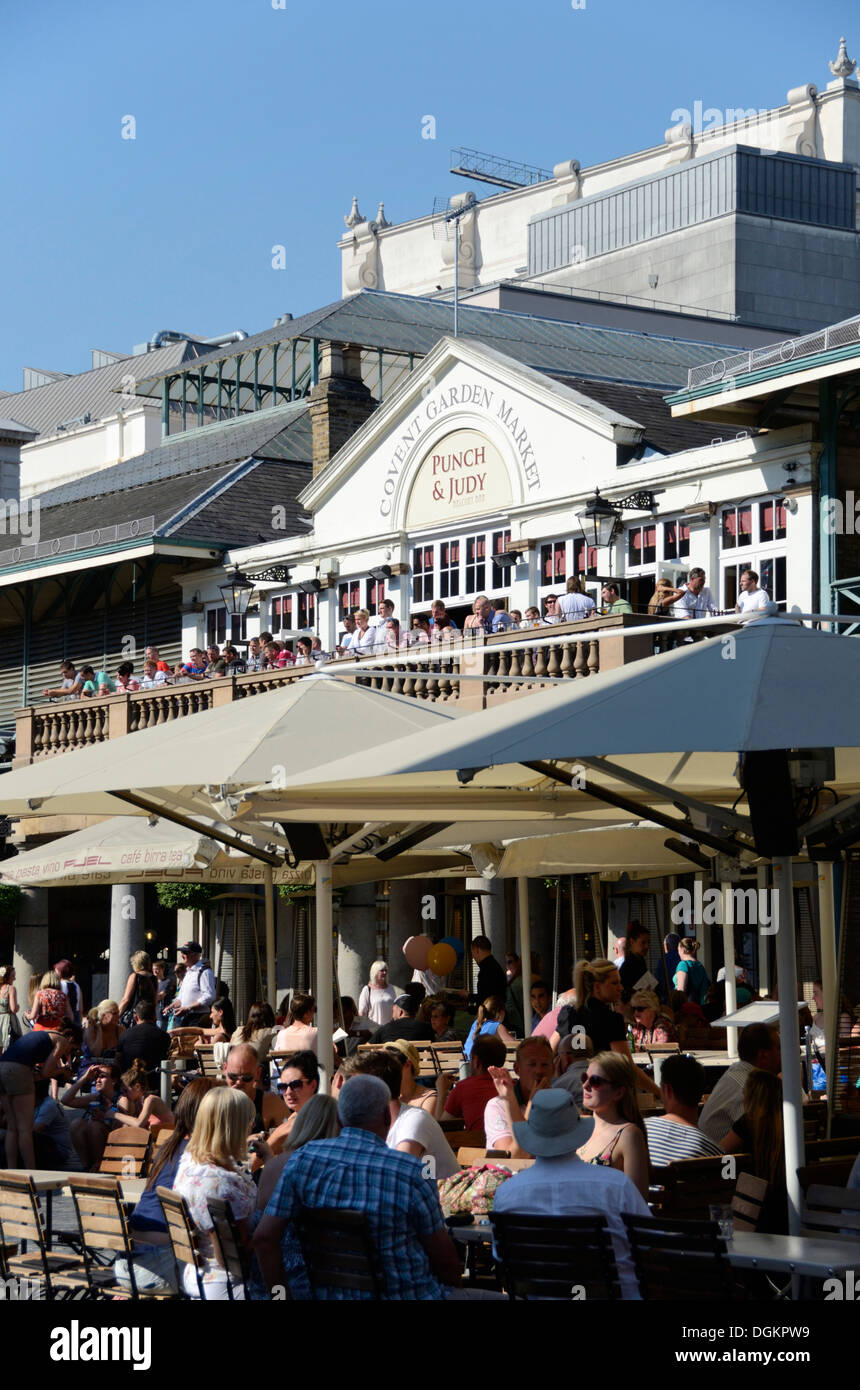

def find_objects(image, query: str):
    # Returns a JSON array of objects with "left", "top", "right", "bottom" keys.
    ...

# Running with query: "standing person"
[
  {"left": 336, "top": 614, "right": 357, "bottom": 654},
  {"left": 736, "top": 568, "right": 774, "bottom": 616},
  {"left": 368, "top": 597, "right": 396, "bottom": 635},
  {"left": 601, "top": 583, "right": 633, "bottom": 615},
  {"left": 576, "top": 1052, "right": 650, "bottom": 1199},
  {"left": 166, "top": 942, "right": 216, "bottom": 1027},
  {"left": 529, "top": 980, "right": 552, "bottom": 1032},
  {"left": 0, "top": 1023, "right": 79, "bottom": 1168},
  {"left": 492, "top": 1089, "right": 650, "bottom": 1300},
  {"left": 552, "top": 959, "right": 660, "bottom": 1098},
  {"left": 273, "top": 991, "right": 319, "bottom": 1056},
  {"left": 672, "top": 567, "right": 717, "bottom": 621},
  {"left": 357, "top": 961, "right": 398, "bottom": 1028},
  {"left": 27, "top": 970, "right": 72, "bottom": 1031},
  {"left": 463, "top": 595, "right": 492, "bottom": 633},
  {"left": 673, "top": 937, "right": 710, "bottom": 1006},
  {"left": 114, "top": 1000, "right": 171, "bottom": 1081},
  {"left": 469, "top": 935, "right": 507, "bottom": 1005},
  {"left": 152, "top": 960, "right": 172, "bottom": 1029},
  {"left": 175, "top": 1087, "right": 258, "bottom": 1299},
  {"left": 117, "top": 950, "right": 157, "bottom": 1028},
  {"left": 618, "top": 922, "right": 652, "bottom": 1001},
  {"left": 660, "top": 932, "right": 681, "bottom": 999},
  {"left": 348, "top": 609, "right": 378, "bottom": 656},
  {"left": 557, "top": 577, "right": 596, "bottom": 622},
  {"left": 254, "top": 1074, "right": 461, "bottom": 1300},
  {"left": 54, "top": 959, "right": 83, "bottom": 1026},
  {"left": 0, "top": 965, "right": 21, "bottom": 1050}
]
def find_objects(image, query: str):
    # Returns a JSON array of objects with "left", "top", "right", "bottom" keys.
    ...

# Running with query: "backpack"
[{"left": 438, "top": 1163, "right": 513, "bottom": 1219}]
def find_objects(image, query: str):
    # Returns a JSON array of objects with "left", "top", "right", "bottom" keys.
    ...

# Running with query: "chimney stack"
[
  {"left": 0, "top": 418, "right": 37, "bottom": 505},
  {"left": 308, "top": 342, "right": 377, "bottom": 477}
]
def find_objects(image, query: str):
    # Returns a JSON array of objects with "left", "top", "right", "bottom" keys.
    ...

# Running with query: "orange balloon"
[{"left": 427, "top": 942, "right": 457, "bottom": 976}]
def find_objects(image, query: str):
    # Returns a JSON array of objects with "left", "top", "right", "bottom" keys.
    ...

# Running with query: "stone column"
[
  {"left": 466, "top": 877, "right": 506, "bottom": 990},
  {"left": 388, "top": 879, "right": 424, "bottom": 987},
  {"left": 337, "top": 881, "right": 378, "bottom": 1004},
  {"left": 13, "top": 887, "right": 50, "bottom": 995},
  {"left": 108, "top": 884, "right": 146, "bottom": 1002},
  {"left": 527, "top": 878, "right": 553, "bottom": 984}
]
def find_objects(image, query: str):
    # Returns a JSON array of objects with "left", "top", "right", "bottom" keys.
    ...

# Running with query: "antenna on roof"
[
  {"left": 450, "top": 147, "right": 551, "bottom": 189},
  {"left": 430, "top": 192, "right": 477, "bottom": 339}
]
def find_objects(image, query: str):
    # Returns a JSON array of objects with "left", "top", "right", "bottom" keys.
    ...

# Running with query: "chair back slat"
[
  {"left": 654, "top": 1154, "right": 752, "bottom": 1222},
  {"left": 623, "top": 1213, "right": 740, "bottom": 1300},
  {"left": 492, "top": 1213, "right": 622, "bottom": 1300},
  {"left": 802, "top": 1183, "right": 860, "bottom": 1236},
  {"left": 156, "top": 1187, "right": 205, "bottom": 1297},
  {"left": 296, "top": 1207, "right": 385, "bottom": 1297},
  {"left": 447, "top": 1129, "right": 486, "bottom": 1153},
  {"left": 207, "top": 1198, "right": 250, "bottom": 1298},
  {"left": 98, "top": 1126, "right": 151, "bottom": 1177},
  {"left": 431, "top": 1043, "right": 465, "bottom": 1076},
  {"left": 730, "top": 1172, "right": 769, "bottom": 1232}
]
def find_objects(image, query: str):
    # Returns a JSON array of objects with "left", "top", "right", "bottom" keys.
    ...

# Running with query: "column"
[
  {"left": 388, "top": 879, "right": 424, "bottom": 984},
  {"left": 108, "top": 884, "right": 145, "bottom": 1002},
  {"left": 527, "top": 878, "right": 552, "bottom": 987},
  {"left": 337, "top": 881, "right": 378, "bottom": 1003},
  {"left": 12, "top": 887, "right": 50, "bottom": 995},
  {"left": 466, "top": 877, "right": 505, "bottom": 990}
]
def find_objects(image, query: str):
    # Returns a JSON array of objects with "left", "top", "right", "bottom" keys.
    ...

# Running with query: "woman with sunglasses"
[
  {"left": 576, "top": 1051, "right": 650, "bottom": 1198},
  {"left": 267, "top": 1050, "right": 320, "bottom": 1153},
  {"left": 629, "top": 989, "right": 677, "bottom": 1049}
]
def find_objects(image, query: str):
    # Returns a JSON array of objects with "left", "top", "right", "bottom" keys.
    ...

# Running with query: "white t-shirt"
[
  {"left": 737, "top": 587, "right": 771, "bottom": 614},
  {"left": 357, "top": 984, "right": 398, "bottom": 1026},
  {"left": 387, "top": 1104, "right": 459, "bottom": 1179},
  {"left": 672, "top": 585, "right": 717, "bottom": 620},
  {"left": 556, "top": 592, "right": 596, "bottom": 622}
]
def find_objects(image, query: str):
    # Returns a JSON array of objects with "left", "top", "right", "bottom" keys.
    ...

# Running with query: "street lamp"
[
  {"left": 218, "top": 566, "right": 255, "bottom": 617},
  {"left": 576, "top": 489, "right": 623, "bottom": 550}
]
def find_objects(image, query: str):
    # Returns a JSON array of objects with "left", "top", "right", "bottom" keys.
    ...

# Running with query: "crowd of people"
[{"left": 1, "top": 919, "right": 857, "bottom": 1301}]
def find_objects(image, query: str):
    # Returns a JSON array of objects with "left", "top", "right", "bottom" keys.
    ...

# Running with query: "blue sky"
[{"left": 0, "top": 0, "right": 854, "bottom": 388}]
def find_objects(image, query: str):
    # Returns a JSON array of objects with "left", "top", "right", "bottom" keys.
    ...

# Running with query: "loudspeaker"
[
  {"left": 739, "top": 751, "right": 799, "bottom": 857},
  {"left": 279, "top": 822, "right": 329, "bottom": 865}
]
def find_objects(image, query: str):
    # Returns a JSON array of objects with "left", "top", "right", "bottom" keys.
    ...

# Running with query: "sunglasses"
[
  {"left": 226, "top": 1072, "right": 256, "bottom": 1084},
  {"left": 277, "top": 1078, "right": 307, "bottom": 1093},
  {"left": 581, "top": 1073, "right": 611, "bottom": 1089},
  {"left": 631, "top": 1006, "right": 648, "bottom": 1013}
]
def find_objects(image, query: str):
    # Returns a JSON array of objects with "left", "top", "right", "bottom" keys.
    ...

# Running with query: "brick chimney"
[{"left": 308, "top": 342, "right": 377, "bottom": 477}]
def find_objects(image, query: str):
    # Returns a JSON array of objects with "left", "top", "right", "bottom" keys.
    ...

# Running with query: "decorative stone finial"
[
  {"left": 829, "top": 36, "right": 857, "bottom": 79},
  {"left": 375, "top": 201, "right": 390, "bottom": 229},
  {"left": 344, "top": 196, "right": 364, "bottom": 229}
]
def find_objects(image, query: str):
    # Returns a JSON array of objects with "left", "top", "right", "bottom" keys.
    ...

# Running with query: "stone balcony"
[{"left": 13, "top": 613, "right": 732, "bottom": 766}]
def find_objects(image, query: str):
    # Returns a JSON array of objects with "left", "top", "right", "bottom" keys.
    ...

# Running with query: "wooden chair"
[
  {"left": 805, "top": 1136, "right": 860, "bottom": 1161},
  {"left": 492, "top": 1213, "right": 622, "bottom": 1300},
  {"left": 647, "top": 1044, "right": 682, "bottom": 1060},
  {"left": 157, "top": 1187, "right": 205, "bottom": 1299},
  {"left": 446, "top": 1128, "right": 486, "bottom": 1153},
  {"left": 0, "top": 1173, "right": 89, "bottom": 1299},
  {"left": 431, "top": 1043, "right": 465, "bottom": 1076},
  {"left": 295, "top": 1207, "right": 385, "bottom": 1298},
  {"left": 801, "top": 1183, "right": 860, "bottom": 1238},
  {"left": 623, "top": 1213, "right": 741, "bottom": 1300},
  {"left": 731, "top": 1173, "right": 769, "bottom": 1232},
  {"left": 193, "top": 1044, "right": 220, "bottom": 1078},
  {"left": 414, "top": 1043, "right": 439, "bottom": 1077},
  {"left": 503, "top": 1045, "right": 518, "bottom": 1074},
  {"left": 458, "top": 1147, "right": 488, "bottom": 1167},
  {"left": 207, "top": 1198, "right": 251, "bottom": 1300},
  {"left": 67, "top": 1176, "right": 170, "bottom": 1300},
  {"left": 798, "top": 1158, "right": 857, "bottom": 1192},
  {"left": 98, "top": 1125, "right": 151, "bottom": 1178},
  {"left": 654, "top": 1154, "right": 752, "bottom": 1222}
]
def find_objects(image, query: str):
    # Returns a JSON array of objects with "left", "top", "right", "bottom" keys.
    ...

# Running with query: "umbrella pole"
[
  {"left": 720, "top": 882, "right": 739, "bottom": 1061},
  {"left": 816, "top": 861, "right": 837, "bottom": 1138},
  {"left": 264, "top": 866, "right": 277, "bottom": 1012},
  {"left": 315, "top": 859, "right": 334, "bottom": 1094},
  {"left": 517, "top": 878, "right": 531, "bottom": 1036},
  {"left": 773, "top": 856, "right": 805, "bottom": 1236}
]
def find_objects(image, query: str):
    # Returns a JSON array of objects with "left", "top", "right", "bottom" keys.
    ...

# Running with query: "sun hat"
[
  {"left": 512, "top": 1089, "right": 595, "bottom": 1158},
  {"left": 384, "top": 1038, "right": 421, "bottom": 1075}
]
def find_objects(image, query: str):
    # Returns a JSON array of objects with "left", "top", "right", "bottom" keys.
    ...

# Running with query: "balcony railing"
[{"left": 13, "top": 614, "right": 735, "bottom": 765}]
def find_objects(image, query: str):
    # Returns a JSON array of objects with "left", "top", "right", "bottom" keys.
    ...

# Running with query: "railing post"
[
  {"left": 13, "top": 707, "right": 34, "bottom": 768},
  {"left": 107, "top": 694, "right": 130, "bottom": 740},
  {"left": 457, "top": 632, "right": 487, "bottom": 711}
]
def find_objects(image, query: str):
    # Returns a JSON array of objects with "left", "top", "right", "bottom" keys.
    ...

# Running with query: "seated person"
[
  {"left": 221, "top": 1044, "right": 287, "bottom": 1147},
  {"left": 369, "top": 993, "right": 434, "bottom": 1044},
  {"left": 643, "top": 1054, "right": 722, "bottom": 1165},
  {"left": 434, "top": 1033, "right": 505, "bottom": 1129},
  {"left": 427, "top": 999, "right": 459, "bottom": 1043},
  {"left": 551, "top": 1032, "right": 595, "bottom": 1110},
  {"left": 114, "top": 1059, "right": 175, "bottom": 1131},
  {"left": 338, "top": 1048, "right": 458, "bottom": 1180},
  {"left": 483, "top": 1036, "right": 554, "bottom": 1156},
  {"left": 114, "top": 662, "right": 139, "bottom": 692},
  {"left": 464, "top": 996, "right": 515, "bottom": 1059},
  {"left": 629, "top": 989, "right": 678, "bottom": 1048},
  {"left": 62, "top": 1063, "right": 124, "bottom": 1170},
  {"left": 114, "top": 1000, "right": 171, "bottom": 1079},
  {"left": 139, "top": 659, "right": 169, "bottom": 689}
]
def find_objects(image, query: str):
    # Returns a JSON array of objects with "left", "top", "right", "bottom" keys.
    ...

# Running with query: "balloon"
[
  {"left": 427, "top": 942, "right": 457, "bottom": 976},
  {"left": 439, "top": 935, "right": 464, "bottom": 963},
  {"left": 403, "top": 934, "right": 433, "bottom": 970}
]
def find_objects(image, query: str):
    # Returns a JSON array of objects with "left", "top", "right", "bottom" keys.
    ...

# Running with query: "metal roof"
[
  {"left": 36, "top": 400, "right": 311, "bottom": 509},
  {"left": 1, "top": 341, "right": 201, "bottom": 439},
  {"left": 133, "top": 290, "right": 739, "bottom": 394}
]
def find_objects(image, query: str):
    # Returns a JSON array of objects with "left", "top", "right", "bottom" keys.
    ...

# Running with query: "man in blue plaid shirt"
[{"left": 254, "top": 1074, "right": 461, "bottom": 1299}]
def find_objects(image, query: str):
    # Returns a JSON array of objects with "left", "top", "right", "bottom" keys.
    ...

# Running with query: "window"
[
  {"left": 627, "top": 524, "right": 656, "bottom": 566},
  {"left": 663, "top": 518, "right": 690, "bottom": 560},
  {"left": 338, "top": 580, "right": 361, "bottom": 616},
  {"left": 296, "top": 591, "right": 316, "bottom": 629},
  {"left": 760, "top": 499, "right": 787, "bottom": 543},
  {"left": 540, "top": 541, "right": 567, "bottom": 585},
  {"left": 367, "top": 578, "right": 386, "bottom": 614},
  {"left": 412, "top": 544, "right": 434, "bottom": 603},
  {"left": 722, "top": 505, "right": 752, "bottom": 549},
  {"left": 270, "top": 594, "right": 293, "bottom": 636},
  {"left": 465, "top": 534, "right": 486, "bottom": 593},
  {"left": 492, "top": 529, "right": 512, "bottom": 557},
  {"left": 206, "top": 607, "right": 227, "bottom": 647},
  {"left": 439, "top": 540, "right": 460, "bottom": 599},
  {"left": 724, "top": 559, "right": 787, "bottom": 611},
  {"left": 572, "top": 537, "right": 597, "bottom": 575}
]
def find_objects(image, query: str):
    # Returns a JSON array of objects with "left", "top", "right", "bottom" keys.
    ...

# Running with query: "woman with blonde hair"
[
  {"left": 175, "top": 1086, "right": 257, "bottom": 1299},
  {"left": 79, "top": 999, "right": 125, "bottom": 1070},
  {"left": 117, "top": 950, "right": 156, "bottom": 1026},
  {"left": 647, "top": 577, "right": 682, "bottom": 615},
  {"left": 464, "top": 996, "right": 515, "bottom": 1059},
  {"left": 577, "top": 1050, "right": 650, "bottom": 1198},
  {"left": 552, "top": 959, "right": 660, "bottom": 1097},
  {"left": 27, "top": 970, "right": 72, "bottom": 1032},
  {"left": 357, "top": 962, "right": 397, "bottom": 1028}
]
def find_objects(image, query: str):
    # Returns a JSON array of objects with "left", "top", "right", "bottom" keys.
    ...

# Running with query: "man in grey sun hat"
[{"left": 491, "top": 1089, "right": 650, "bottom": 1298}]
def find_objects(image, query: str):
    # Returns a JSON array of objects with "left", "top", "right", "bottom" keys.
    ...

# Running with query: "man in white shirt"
[
  {"left": 336, "top": 614, "right": 357, "bottom": 654},
  {"left": 368, "top": 598, "right": 395, "bottom": 632},
  {"left": 556, "top": 581, "right": 596, "bottom": 622},
  {"left": 736, "top": 569, "right": 774, "bottom": 616},
  {"left": 491, "top": 1089, "right": 650, "bottom": 1298},
  {"left": 341, "top": 1047, "right": 459, "bottom": 1179},
  {"left": 672, "top": 567, "right": 717, "bottom": 621},
  {"left": 166, "top": 941, "right": 216, "bottom": 1026}
]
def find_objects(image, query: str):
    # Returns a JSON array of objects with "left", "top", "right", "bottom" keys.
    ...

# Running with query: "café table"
[{"left": 727, "top": 1232, "right": 858, "bottom": 1278}]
